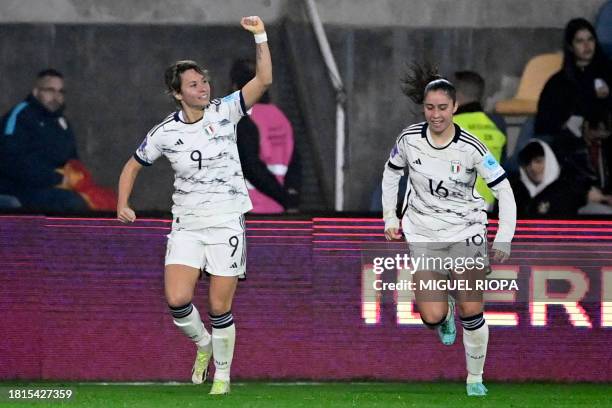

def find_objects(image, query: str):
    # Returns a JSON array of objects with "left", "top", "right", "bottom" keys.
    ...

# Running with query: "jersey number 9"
[{"left": 190, "top": 150, "right": 203, "bottom": 170}]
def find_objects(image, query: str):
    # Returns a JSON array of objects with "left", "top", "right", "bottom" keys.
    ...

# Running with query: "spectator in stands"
[
  {"left": 230, "top": 58, "right": 301, "bottom": 213},
  {"left": 0, "top": 69, "right": 87, "bottom": 212},
  {"left": 509, "top": 140, "right": 612, "bottom": 218},
  {"left": 535, "top": 18, "right": 612, "bottom": 193},
  {"left": 453, "top": 71, "right": 507, "bottom": 208}
]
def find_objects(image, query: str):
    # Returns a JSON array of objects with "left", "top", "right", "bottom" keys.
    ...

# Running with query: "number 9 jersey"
[
  {"left": 382, "top": 122, "right": 507, "bottom": 242},
  {"left": 134, "top": 91, "right": 252, "bottom": 230}
]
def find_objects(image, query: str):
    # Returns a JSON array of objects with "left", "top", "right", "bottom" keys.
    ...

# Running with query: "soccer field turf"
[{"left": 1, "top": 382, "right": 610, "bottom": 407}]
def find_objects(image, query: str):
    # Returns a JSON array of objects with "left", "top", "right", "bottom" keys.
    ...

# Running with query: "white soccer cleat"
[
  {"left": 191, "top": 347, "right": 212, "bottom": 384},
  {"left": 209, "top": 379, "right": 230, "bottom": 395}
]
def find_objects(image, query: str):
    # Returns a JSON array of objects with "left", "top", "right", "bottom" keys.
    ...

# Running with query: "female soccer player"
[
  {"left": 381, "top": 63, "right": 516, "bottom": 396},
  {"left": 116, "top": 16, "right": 272, "bottom": 395}
]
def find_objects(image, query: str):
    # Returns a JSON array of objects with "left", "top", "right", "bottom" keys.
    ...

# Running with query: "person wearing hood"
[
  {"left": 0, "top": 69, "right": 88, "bottom": 212},
  {"left": 509, "top": 140, "right": 612, "bottom": 217}
]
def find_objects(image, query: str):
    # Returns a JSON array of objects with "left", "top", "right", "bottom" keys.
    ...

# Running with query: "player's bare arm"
[
  {"left": 240, "top": 16, "right": 272, "bottom": 109},
  {"left": 117, "top": 157, "right": 143, "bottom": 223}
]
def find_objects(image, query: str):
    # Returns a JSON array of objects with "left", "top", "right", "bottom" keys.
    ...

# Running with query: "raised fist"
[{"left": 240, "top": 16, "right": 265, "bottom": 34}]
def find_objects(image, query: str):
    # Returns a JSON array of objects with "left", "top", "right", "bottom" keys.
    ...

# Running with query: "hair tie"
[{"left": 426, "top": 78, "right": 452, "bottom": 87}]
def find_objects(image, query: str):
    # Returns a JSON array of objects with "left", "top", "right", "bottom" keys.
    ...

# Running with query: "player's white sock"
[
  {"left": 170, "top": 302, "right": 211, "bottom": 348},
  {"left": 461, "top": 312, "right": 488, "bottom": 384},
  {"left": 209, "top": 311, "right": 235, "bottom": 382}
]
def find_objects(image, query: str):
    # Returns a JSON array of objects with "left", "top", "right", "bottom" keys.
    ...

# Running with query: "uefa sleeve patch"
[
  {"left": 390, "top": 145, "right": 399, "bottom": 158},
  {"left": 221, "top": 91, "right": 239, "bottom": 103},
  {"left": 483, "top": 153, "right": 500, "bottom": 170}
]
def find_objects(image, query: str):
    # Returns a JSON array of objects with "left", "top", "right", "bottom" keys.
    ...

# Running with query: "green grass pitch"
[{"left": 1, "top": 382, "right": 610, "bottom": 407}]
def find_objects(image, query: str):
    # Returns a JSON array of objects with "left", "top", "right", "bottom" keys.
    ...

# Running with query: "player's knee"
[
  {"left": 421, "top": 313, "right": 447, "bottom": 329},
  {"left": 419, "top": 304, "right": 447, "bottom": 328},
  {"left": 166, "top": 293, "right": 193, "bottom": 309},
  {"left": 208, "top": 299, "right": 231, "bottom": 316},
  {"left": 458, "top": 303, "right": 482, "bottom": 319}
]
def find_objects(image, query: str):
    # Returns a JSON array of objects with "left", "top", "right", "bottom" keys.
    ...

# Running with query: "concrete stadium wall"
[
  {"left": 0, "top": 0, "right": 606, "bottom": 27},
  {"left": 0, "top": 0, "right": 286, "bottom": 24},
  {"left": 305, "top": 0, "right": 607, "bottom": 28}
]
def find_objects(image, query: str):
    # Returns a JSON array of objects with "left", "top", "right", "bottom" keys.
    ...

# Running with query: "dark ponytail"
[{"left": 401, "top": 61, "right": 456, "bottom": 105}]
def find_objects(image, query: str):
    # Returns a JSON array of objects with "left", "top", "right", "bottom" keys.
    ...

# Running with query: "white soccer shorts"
[
  {"left": 165, "top": 216, "right": 247, "bottom": 278},
  {"left": 408, "top": 232, "right": 488, "bottom": 276}
]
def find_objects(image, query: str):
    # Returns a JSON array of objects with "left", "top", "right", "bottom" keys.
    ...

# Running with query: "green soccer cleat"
[
  {"left": 191, "top": 347, "right": 212, "bottom": 384},
  {"left": 437, "top": 296, "right": 456, "bottom": 346},
  {"left": 209, "top": 379, "right": 231, "bottom": 395},
  {"left": 466, "top": 382, "right": 488, "bottom": 396}
]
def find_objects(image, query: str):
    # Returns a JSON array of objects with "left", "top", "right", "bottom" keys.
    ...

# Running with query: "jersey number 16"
[{"left": 429, "top": 179, "right": 449, "bottom": 198}]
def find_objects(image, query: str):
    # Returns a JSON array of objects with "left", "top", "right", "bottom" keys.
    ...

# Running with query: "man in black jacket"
[{"left": 0, "top": 69, "right": 87, "bottom": 212}]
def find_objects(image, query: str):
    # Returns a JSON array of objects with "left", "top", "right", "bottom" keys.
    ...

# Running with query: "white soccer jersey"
[
  {"left": 384, "top": 122, "right": 507, "bottom": 242},
  {"left": 135, "top": 91, "right": 252, "bottom": 229}
]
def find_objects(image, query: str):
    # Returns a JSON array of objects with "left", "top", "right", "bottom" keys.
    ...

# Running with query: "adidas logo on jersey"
[
  {"left": 413, "top": 158, "right": 422, "bottom": 165},
  {"left": 175, "top": 139, "right": 184, "bottom": 146},
  {"left": 230, "top": 262, "right": 238, "bottom": 269}
]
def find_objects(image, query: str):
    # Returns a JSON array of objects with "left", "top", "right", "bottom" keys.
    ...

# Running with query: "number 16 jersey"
[{"left": 387, "top": 122, "right": 507, "bottom": 242}]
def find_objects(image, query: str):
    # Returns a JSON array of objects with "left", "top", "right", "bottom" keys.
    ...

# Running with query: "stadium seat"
[
  {"left": 0, "top": 194, "right": 21, "bottom": 209},
  {"left": 596, "top": 0, "right": 612, "bottom": 58},
  {"left": 494, "top": 52, "right": 563, "bottom": 115}
]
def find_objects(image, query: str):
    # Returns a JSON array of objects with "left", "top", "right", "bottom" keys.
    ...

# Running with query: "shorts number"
[
  {"left": 229, "top": 236, "right": 239, "bottom": 257},
  {"left": 429, "top": 179, "right": 449, "bottom": 198},
  {"left": 465, "top": 234, "right": 484, "bottom": 246},
  {"left": 190, "top": 150, "right": 203, "bottom": 170}
]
